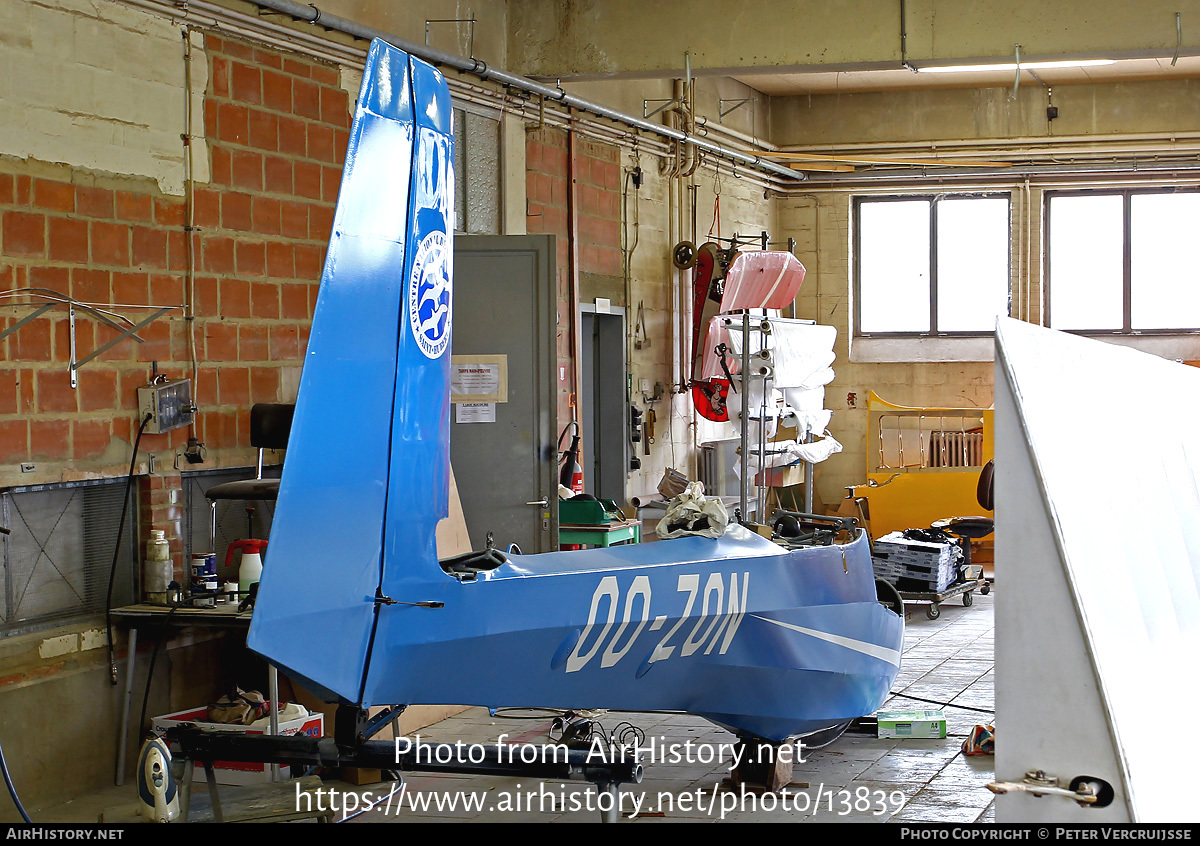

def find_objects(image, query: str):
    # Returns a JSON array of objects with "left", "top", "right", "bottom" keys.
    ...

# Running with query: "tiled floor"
[{"left": 43, "top": 588, "right": 997, "bottom": 824}]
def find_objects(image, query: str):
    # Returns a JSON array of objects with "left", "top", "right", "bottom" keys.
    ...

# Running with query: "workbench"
[
  {"left": 558, "top": 518, "right": 642, "bottom": 547},
  {"left": 108, "top": 602, "right": 281, "bottom": 787}
]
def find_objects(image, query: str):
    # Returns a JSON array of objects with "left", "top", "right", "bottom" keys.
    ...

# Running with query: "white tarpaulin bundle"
[
  {"left": 699, "top": 317, "right": 837, "bottom": 389},
  {"left": 655, "top": 481, "right": 730, "bottom": 539},
  {"left": 703, "top": 318, "right": 839, "bottom": 454}
]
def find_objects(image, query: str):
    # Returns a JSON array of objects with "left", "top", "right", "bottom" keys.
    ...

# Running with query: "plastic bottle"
[
  {"left": 144, "top": 529, "right": 173, "bottom": 605},
  {"left": 226, "top": 539, "right": 268, "bottom": 596}
]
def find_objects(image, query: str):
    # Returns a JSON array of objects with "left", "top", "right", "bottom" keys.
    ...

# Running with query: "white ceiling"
[{"left": 733, "top": 55, "right": 1200, "bottom": 96}]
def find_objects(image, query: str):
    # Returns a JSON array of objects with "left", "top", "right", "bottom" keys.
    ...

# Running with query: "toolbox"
[{"left": 559, "top": 498, "right": 623, "bottom": 525}]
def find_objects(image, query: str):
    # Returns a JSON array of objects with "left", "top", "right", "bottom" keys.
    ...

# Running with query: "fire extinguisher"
[{"left": 559, "top": 421, "right": 584, "bottom": 495}]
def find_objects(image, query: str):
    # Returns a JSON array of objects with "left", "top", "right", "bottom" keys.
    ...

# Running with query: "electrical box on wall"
[{"left": 138, "top": 379, "right": 195, "bottom": 434}]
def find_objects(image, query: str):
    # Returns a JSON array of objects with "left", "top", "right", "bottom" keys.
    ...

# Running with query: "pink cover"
[{"left": 721, "top": 251, "right": 806, "bottom": 311}]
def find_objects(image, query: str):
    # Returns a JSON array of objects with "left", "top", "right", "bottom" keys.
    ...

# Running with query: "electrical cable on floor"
[
  {"left": 106, "top": 414, "right": 153, "bottom": 685},
  {"left": 335, "top": 776, "right": 404, "bottom": 823},
  {"left": 0, "top": 730, "right": 32, "bottom": 823},
  {"left": 887, "top": 691, "right": 995, "bottom": 715},
  {"left": 492, "top": 707, "right": 570, "bottom": 720}
]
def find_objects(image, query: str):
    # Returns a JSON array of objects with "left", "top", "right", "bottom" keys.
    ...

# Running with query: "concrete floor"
[{"left": 43, "top": 588, "right": 996, "bottom": 824}]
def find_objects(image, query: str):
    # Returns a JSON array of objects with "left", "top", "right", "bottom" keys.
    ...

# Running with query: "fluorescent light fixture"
[{"left": 916, "top": 59, "right": 1116, "bottom": 74}]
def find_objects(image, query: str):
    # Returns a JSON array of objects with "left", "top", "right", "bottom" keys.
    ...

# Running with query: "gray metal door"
[
  {"left": 451, "top": 235, "right": 558, "bottom": 553},
  {"left": 580, "top": 308, "right": 628, "bottom": 505}
]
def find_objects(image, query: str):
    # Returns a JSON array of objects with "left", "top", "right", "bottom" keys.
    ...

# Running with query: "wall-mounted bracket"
[
  {"left": 719, "top": 97, "right": 751, "bottom": 121},
  {"left": 0, "top": 302, "right": 57, "bottom": 345},
  {"left": 70, "top": 307, "right": 174, "bottom": 387},
  {"left": 0, "top": 294, "right": 178, "bottom": 389},
  {"left": 425, "top": 18, "right": 475, "bottom": 58},
  {"left": 643, "top": 98, "right": 682, "bottom": 120},
  {"left": 643, "top": 51, "right": 693, "bottom": 120}
]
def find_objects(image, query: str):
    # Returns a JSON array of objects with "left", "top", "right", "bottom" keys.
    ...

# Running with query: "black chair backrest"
[
  {"left": 250, "top": 403, "right": 294, "bottom": 451},
  {"left": 977, "top": 458, "right": 995, "bottom": 512}
]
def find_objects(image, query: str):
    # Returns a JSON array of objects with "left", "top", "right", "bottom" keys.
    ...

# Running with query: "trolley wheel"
[
  {"left": 963, "top": 591, "right": 974, "bottom": 607},
  {"left": 672, "top": 240, "right": 697, "bottom": 269},
  {"left": 981, "top": 582, "right": 991, "bottom": 596},
  {"left": 926, "top": 603, "right": 941, "bottom": 620}
]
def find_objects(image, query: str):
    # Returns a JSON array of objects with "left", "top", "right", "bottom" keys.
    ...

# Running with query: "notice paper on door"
[
  {"left": 450, "top": 355, "right": 508, "bottom": 403},
  {"left": 455, "top": 402, "right": 496, "bottom": 423}
]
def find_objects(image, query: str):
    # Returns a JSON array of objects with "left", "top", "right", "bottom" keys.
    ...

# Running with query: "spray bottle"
[{"left": 226, "top": 539, "right": 269, "bottom": 597}]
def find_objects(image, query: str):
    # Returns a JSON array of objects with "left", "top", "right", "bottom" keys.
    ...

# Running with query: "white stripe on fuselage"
[{"left": 752, "top": 614, "right": 901, "bottom": 667}]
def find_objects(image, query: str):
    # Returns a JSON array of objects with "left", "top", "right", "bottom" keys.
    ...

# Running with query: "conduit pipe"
[
  {"left": 776, "top": 131, "right": 1200, "bottom": 155},
  {"left": 786, "top": 157, "right": 1200, "bottom": 188},
  {"left": 246, "top": 0, "right": 805, "bottom": 184},
  {"left": 129, "top": 0, "right": 1200, "bottom": 191}
]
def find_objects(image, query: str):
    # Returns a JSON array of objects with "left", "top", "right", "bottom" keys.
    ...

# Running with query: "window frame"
[
  {"left": 1044, "top": 187, "right": 1200, "bottom": 336},
  {"left": 853, "top": 192, "right": 1013, "bottom": 339}
]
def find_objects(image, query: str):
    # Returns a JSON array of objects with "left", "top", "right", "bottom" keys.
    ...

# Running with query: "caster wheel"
[
  {"left": 963, "top": 591, "right": 974, "bottom": 607},
  {"left": 672, "top": 240, "right": 697, "bottom": 269},
  {"left": 926, "top": 603, "right": 941, "bottom": 620},
  {"left": 981, "top": 582, "right": 991, "bottom": 595}
]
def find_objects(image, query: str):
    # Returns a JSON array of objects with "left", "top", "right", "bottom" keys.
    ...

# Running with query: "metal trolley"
[{"left": 900, "top": 577, "right": 990, "bottom": 620}]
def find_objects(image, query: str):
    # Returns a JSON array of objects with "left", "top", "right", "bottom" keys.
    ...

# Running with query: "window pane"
[
  {"left": 1048, "top": 195, "right": 1124, "bottom": 330},
  {"left": 453, "top": 109, "right": 465, "bottom": 233},
  {"left": 859, "top": 199, "right": 931, "bottom": 333},
  {"left": 464, "top": 112, "right": 500, "bottom": 235},
  {"left": 1131, "top": 193, "right": 1200, "bottom": 330},
  {"left": 937, "top": 197, "right": 1010, "bottom": 331}
]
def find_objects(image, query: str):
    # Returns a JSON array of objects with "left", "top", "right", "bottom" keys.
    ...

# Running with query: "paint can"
[{"left": 190, "top": 552, "right": 217, "bottom": 607}]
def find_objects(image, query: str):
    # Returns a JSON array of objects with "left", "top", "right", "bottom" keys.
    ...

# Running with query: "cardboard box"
[
  {"left": 876, "top": 709, "right": 947, "bottom": 739},
  {"left": 755, "top": 464, "right": 806, "bottom": 488},
  {"left": 872, "top": 532, "right": 960, "bottom": 592},
  {"left": 152, "top": 706, "right": 324, "bottom": 785}
]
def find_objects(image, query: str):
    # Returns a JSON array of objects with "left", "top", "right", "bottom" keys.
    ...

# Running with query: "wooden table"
[{"left": 559, "top": 518, "right": 642, "bottom": 547}]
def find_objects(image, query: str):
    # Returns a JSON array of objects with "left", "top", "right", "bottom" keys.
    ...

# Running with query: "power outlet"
[{"left": 138, "top": 379, "right": 195, "bottom": 434}]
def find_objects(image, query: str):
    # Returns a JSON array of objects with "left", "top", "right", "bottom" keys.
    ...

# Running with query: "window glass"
[
  {"left": 859, "top": 199, "right": 931, "bottom": 333},
  {"left": 1131, "top": 193, "right": 1200, "bottom": 330},
  {"left": 937, "top": 197, "right": 1010, "bottom": 332},
  {"left": 857, "top": 195, "right": 1010, "bottom": 335},
  {"left": 1048, "top": 194, "right": 1124, "bottom": 331}
]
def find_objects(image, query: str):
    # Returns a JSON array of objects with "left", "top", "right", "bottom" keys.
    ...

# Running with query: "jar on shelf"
[{"left": 143, "top": 529, "right": 174, "bottom": 605}]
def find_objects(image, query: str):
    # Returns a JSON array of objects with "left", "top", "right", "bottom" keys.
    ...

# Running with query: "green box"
[
  {"left": 559, "top": 498, "right": 622, "bottom": 525},
  {"left": 876, "top": 709, "right": 947, "bottom": 739}
]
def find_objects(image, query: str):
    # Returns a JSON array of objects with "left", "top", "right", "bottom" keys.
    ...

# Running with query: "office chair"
[
  {"left": 931, "top": 458, "right": 995, "bottom": 576},
  {"left": 205, "top": 403, "right": 294, "bottom": 551}
]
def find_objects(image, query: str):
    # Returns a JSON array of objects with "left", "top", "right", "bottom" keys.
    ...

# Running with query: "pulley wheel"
[{"left": 672, "top": 240, "right": 697, "bottom": 269}]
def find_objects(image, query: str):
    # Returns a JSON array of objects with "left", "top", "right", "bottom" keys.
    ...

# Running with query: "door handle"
[{"left": 525, "top": 498, "right": 549, "bottom": 508}]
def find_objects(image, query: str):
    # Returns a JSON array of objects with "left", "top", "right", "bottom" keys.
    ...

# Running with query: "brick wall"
[
  {"left": 0, "top": 33, "right": 351, "bottom": 576},
  {"left": 524, "top": 128, "right": 622, "bottom": 428},
  {"left": 196, "top": 34, "right": 349, "bottom": 455}
]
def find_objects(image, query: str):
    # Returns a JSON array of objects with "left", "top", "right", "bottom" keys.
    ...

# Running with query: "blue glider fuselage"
[{"left": 246, "top": 39, "right": 903, "bottom": 744}]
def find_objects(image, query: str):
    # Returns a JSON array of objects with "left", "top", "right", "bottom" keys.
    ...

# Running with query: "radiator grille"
[
  {"left": 1, "top": 478, "right": 136, "bottom": 636},
  {"left": 928, "top": 431, "right": 985, "bottom": 468}
]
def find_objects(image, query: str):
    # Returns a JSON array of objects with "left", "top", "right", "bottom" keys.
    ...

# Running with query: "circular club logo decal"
[{"left": 408, "top": 230, "right": 451, "bottom": 359}]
